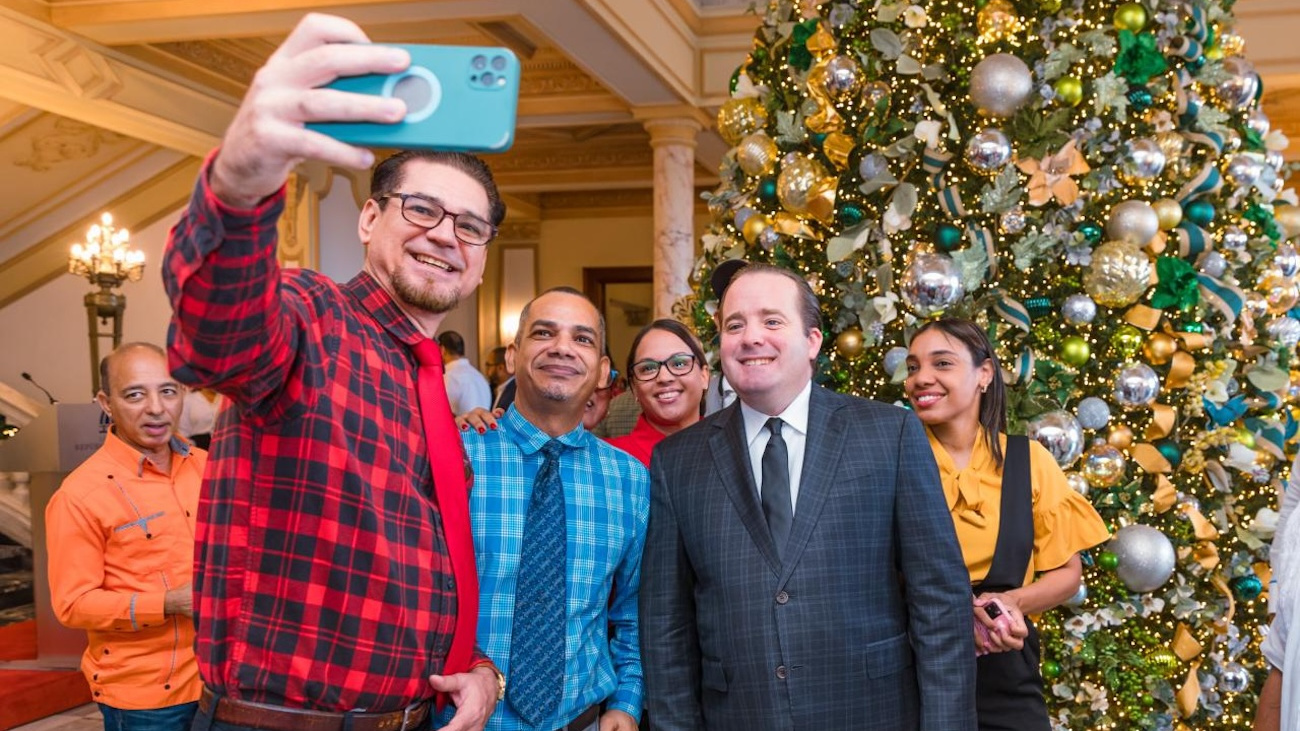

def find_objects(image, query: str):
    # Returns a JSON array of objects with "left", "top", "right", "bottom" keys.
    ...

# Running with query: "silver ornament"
[
  {"left": 1225, "top": 153, "right": 1264, "bottom": 188},
  {"left": 1220, "top": 226, "right": 1249, "bottom": 251},
  {"left": 1275, "top": 243, "right": 1300, "bottom": 277},
  {"left": 734, "top": 207, "right": 757, "bottom": 229},
  {"left": 1063, "top": 581, "right": 1088, "bottom": 607},
  {"left": 966, "top": 127, "right": 1013, "bottom": 173},
  {"left": 1026, "top": 410, "right": 1085, "bottom": 468},
  {"left": 822, "top": 55, "right": 863, "bottom": 99},
  {"left": 883, "top": 346, "right": 909, "bottom": 377},
  {"left": 1247, "top": 108, "right": 1271, "bottom": 138},
  {"left": 1113, "top": 362, "right": 1161, "bottom": 410},
  {"left": 1267, "top": 317, "right": 1300, "bottom": 349},
  {"left": 1106, "top": 200, "right": 1160, "bottom": 246},
  {"left": 1268, "top": 150, "right": 1286, "bottom": 173},
  {"left": 1197, "top": 251, "right": 1228, "bottom": 279},
  {"left": 900, "top": 252, "right": 966, "bottom": 316},
  {"left": 1000, "top": 206, "right": 1027, "bottom": 234},
  {"left": 1082, "top": 441, "right": 1127, "bottom": 487},
  {"left": 1076, "top": 397, "right": 1112, "bottom": 430},
  {"left": 969, "top": 53, "right": 1034, "bottom": 118},
  {"left": 757, "top": 227, "right": 781, "bottom": 251},
  {"left": 1219, "top": 663, "right": 1251, "bottom": 694},
  {"left": 1244, "top": 292, "right": 1269, "bottom": 319},
  {"left": 1217, "top": 57, "right": 1260, "bottom": 111},
  {"left": 1062, "top": 294, "right": 1097, "bottom": 325},
  {"left": 1118, "top": 138, "right": 1166, "bottom": 183},
  {"left": 1110, "top": 524, "right": 1176, "bottom": 593}
]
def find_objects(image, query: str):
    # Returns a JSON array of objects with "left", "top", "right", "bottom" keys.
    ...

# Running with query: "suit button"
[
  {"left": 775, "top": 591, "right": 789, "bottom": 604},
  {"left": 775, "top": 665, "right": 788, "bottom": 679}
]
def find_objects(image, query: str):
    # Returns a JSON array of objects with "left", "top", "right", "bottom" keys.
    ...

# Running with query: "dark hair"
[
  {"left": 487, "top": 346, "right": 507, "bottom": 366},
  {"left": 625, "top": 319, "right": 708, "bottom": 387},
  {"left": 911, "top": 318, "right": 1008, "bottom": 469},
  {"left": 515, "top": 286, "right": 606, "bottom": 352},
  {"left": 719, "top": 263, "right": 822, "bottom": 334},
  {"left": 99, "top": 342, "right": 167, "bottom": 396},
  {"left": 370, "top": 150, "right": 507, "bottom": 226},
  {"left": 436, "top": 331, "right": 466, "bottom": 356}
]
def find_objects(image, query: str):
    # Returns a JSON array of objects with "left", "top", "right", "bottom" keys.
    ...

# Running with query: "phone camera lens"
[
  {"left": 496, "top": 76, "right": 507, "bottom": 87},
  {"left": 472, "top": 55, "right": 487, "bottom": 70},
  {"left": 491, "top": 55, "right": 507, "bottom": 71},
  {"left": 481, "top": 72, "right": 496, "bottom": 86}
]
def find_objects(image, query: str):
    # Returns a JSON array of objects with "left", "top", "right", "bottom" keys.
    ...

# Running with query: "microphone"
[{"left": 20, "top": 372, "right": 58, "bottom": 405}]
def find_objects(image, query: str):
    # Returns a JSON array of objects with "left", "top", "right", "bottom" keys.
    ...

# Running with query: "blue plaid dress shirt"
[{"left": 457, "top": 406, "right": 650, "bottom": 730}]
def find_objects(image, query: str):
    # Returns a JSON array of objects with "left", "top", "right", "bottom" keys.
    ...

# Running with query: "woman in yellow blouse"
[{"left": 904, "top": 318, "right": 1110, "bottom": 731}]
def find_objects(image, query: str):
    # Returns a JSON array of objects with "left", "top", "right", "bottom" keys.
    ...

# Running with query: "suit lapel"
[
  {"left": 779, "top": 386, "right": 846, "bottom": 580},
  {"left": 710, "top": 405, "right": 783, "bottom": 574}
]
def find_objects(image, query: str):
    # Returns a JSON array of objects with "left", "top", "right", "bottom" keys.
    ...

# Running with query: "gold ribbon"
[
  {"left": 1166, "top": 351, "right": 1196, "bottom": 390},
  {"left": 1256, "top": 561, "right": 1273, "bottom": 595},
  {"left": 1125, "top": 304, "right": 1164, "bottom": 330},
  {"left": 822, "top": 132, "right": 855, "bottom": 171},
  {"left": 1132, "top": 442, "right": 1173, "bottom": 474},
  {"left": 1145, "top": 404, "right": 1177, "bottom": 440},
  {"left": 1183, "top": 505, "right": 1220, "bottom": 540},
  {"left": 1192, "top": 540, "right": 1220, "bottom": 569},
  {"left": 1153, "top": 475, "right": 1177, "bottom": 513},
  {"left": 1177, "top": 662, "right": 1201, "bottom": 718},
  {"left": 1173, "top": 623, "right": 1202, "bottom": 661},
  {"left": 1210, "top": 573, "right": 1235, "bottom": 626}
]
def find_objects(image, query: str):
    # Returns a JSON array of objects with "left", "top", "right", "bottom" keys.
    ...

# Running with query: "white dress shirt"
[
  {"left": 739, "top": 381, "right": 811, "bottom": 516},
  {"left": 443, "top": 357, "right": 493, "bottom": 415}
]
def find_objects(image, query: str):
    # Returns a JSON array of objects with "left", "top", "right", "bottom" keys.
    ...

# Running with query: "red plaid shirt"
[{"left": 163, "top": 161, "right": 485, "bottom": 712}]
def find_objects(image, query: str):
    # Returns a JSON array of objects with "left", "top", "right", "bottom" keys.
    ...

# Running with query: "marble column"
[{"left": 643, "top": 117, "right": 701, "bottom": 320}]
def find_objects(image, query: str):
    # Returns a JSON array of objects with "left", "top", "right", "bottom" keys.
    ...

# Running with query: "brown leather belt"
[
  {"left": 198, "top": 686, "right": 430, "bottom": 731},
  {"left": 560, "top": 705, "right": 600, "bottom": 731}
]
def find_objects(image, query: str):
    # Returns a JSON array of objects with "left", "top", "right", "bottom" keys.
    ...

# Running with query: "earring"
[{"left": 980, "top": 384, "right": 988, "bottom": 394}]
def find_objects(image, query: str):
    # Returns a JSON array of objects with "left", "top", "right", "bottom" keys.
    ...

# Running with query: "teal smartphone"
[{"left": 308, "top": 44, "right": 519, "bottom": 153}]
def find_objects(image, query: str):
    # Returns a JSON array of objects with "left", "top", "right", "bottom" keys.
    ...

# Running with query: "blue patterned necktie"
[{"left": 507, "top": 439, "right": 567, "bottom": 725}]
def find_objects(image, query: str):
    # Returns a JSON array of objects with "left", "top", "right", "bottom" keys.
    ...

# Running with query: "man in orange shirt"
[{"left": 46, "top": 342, "right": 204, "bottom": 731}]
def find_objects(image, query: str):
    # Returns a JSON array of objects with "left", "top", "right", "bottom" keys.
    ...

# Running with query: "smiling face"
[
  {"left": 719, "top": 271, "right": 822, "bottom": 416},
  {"left": 96, "top": 345, "right": 184, "bottom": 465},
  {"left": 630, "top": 327, "right": 710, "bottom": 434},
  {"left": 359, "top": 159, "right": 490, "bottom": 332},
  {"left": 903, "top": 328, "right": 993, "bottom": 428},
  {"left": 508, "top": 290, "right": 611, "bottom": 427}
]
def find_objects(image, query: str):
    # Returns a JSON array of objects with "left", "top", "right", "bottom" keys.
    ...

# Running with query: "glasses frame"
[
  {"left": 630, "top": 353, "right": 697, "bottom": 382},
  {"left": 377, "top": 193, "right": 498, "bottom": 246},
  {"left": 596, "top": 368, "right": 620, "bottom": 392}
]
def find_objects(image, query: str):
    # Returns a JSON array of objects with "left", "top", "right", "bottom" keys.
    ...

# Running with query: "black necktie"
[{"left": 761, "top": 417, "right": 792, "bottom": 557}]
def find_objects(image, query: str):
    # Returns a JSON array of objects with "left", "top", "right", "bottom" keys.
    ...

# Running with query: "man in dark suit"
[{"left": 640, "top": 263, "right": 976, "bottom": 730}]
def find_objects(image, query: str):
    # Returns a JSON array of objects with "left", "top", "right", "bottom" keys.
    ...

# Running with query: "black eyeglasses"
[
  {"left": 631, "top": 353, "right": 696, "bottom": 382},
  {"left": 378, "top": 193, "right": 497, "bottom": 246}
]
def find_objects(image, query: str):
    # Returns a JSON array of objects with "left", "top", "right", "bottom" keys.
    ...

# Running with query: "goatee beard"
[{"left": 392, "top": 272, "right": 459, "bottom": 314}]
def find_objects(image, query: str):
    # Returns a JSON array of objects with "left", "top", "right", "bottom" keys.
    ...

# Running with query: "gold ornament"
[
  {"left": 1107, "top": 424, "right": 1134, "bottom": 450},
  {"left": 1084, "top": 240, "right": 1153, "bottom": 308},
  {"left": 736, "top": 132, "right": 779, "bottom": 176},
  {"left": 1219, "top": 33, "right": 1246, "bottom": 57},
  {"left": 1257, "top": 269, "right": 1300, "bottom": 315},
  {"left": 1144, "top": 332, "right": 1178, "bottom": 365},
  {"left": 1113, "top": 2, "right": 1148, "bottom": 32},
  {"left": 777, "top": 155, "right": 830, "bottom": 217},
  {"left": 1082, "top": 441, "right": 1127, "bottom": 487},
  {"left": 742, "top": 213, "right": 770, "bottom": 244},
  {"left": 1153, "top": 198, "right": 1183, "bottom": 230},
  {"left": 836, "top": 328, "right": 866, "bottom": 359},
  {"left": 977, "top": 0, "right": 1022, "bottom": 42},
  {"left": 718, "top": 98, "right": 768, "bottom": 146},
  {"left": 1275, "top": 204, "right": 1300, "bottom": 239},
  {"left": 1204, "top": 44, "right": 1224, "bottom": 61},
  {"left": 1054, "top": 77, "right": 1083, "bottom": 107},
  {"left": 1147, "top": 647, "right": 1179, "bottom": 677}
]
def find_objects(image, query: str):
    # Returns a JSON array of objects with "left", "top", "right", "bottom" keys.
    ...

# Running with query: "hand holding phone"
[
  {"left": 973, "top": 597, "right": 1015, "bottom": 656},
  {"left": 308, "top": 44, "right": 520, "bottom": 152}
]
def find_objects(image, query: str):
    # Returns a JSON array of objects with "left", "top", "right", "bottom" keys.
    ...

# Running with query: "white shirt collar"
[{"left": 740, "top": 380, "right": 812, "bottom": 447}]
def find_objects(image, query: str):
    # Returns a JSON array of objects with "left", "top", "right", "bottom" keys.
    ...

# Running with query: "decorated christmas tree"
[{"left": 687, "top": 0, "right": 1298, "bottom": 728}]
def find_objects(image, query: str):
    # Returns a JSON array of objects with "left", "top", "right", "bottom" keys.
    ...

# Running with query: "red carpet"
[{"left": 0, "top": 621, "right": 91, "bottom": 731}]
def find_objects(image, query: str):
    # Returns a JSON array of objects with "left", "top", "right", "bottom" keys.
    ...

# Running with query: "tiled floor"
[{"left": 9, "top": 703, "right": 100, "bottom": 731}]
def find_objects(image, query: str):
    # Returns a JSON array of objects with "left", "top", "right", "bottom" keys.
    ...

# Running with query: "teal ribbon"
[
  {"left": 1176, "top": 163, "right": 1223, "bottom": 203},
  {"left": 1183, "top": 130, "right": 1225, "bottom": 155},
  {"left": 995, "top": 291, "right": 1032, "bottom": 332},
  {"left": 938, "top": 185, "right": 967, "bottom": 218},
  {"left": 922, "top": 145, "right": 953, "bottom": 188},
  {"left": 1197, "top": 273, "right": 1244, "bottom": 321},
  {"left": 1174, "top": 221, "right": 1211, "bottom": 259},
  {"left": 1010, "top": 347, "right": 1035, "bottom": 385},
  {"left": 1244, "top": 417, "right": 1286, "bottom": 460},
  {"left": 967, "top": 224, "right": 997, "bottom": 278}
]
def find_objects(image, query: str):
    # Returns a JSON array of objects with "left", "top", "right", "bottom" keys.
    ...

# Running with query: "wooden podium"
[{"left": 0, "top": 403, "right": 107, "bottom": 668}]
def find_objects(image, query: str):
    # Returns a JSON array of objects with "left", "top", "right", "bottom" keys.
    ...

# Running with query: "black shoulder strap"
[{"left": 974, "top": 434, "right": 1034, "bottom": 593}]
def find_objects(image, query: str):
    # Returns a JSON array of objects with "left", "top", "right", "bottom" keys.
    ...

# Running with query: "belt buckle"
[{"left": 398, "top": 701, "right": 422, "bottom": 731}]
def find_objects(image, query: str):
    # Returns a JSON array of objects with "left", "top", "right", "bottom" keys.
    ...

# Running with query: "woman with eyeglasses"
[{"left": 606, "top": 319, "right": 710, "bottom": 467}]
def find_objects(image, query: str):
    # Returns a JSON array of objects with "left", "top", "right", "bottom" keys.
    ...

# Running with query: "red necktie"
[{"left": 412, "top": 339, "right": 478, "bottom": 700}]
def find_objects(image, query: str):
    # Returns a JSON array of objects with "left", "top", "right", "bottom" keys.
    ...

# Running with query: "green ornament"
[
  {"left": 1079, "top": 221, "right": 1103, "bottom": 244},
  {"left": 974, "top": 0, "right": 989, "bottom": 7},
  {"left": 832, "top": 369, "right": 851, "bottom": 386},
  {"left": 1156, "top": 440, "right": 1182, "bottom": 469},
  {"left": 838, "top": 205, "right": 865, "bottom": 228},
  {"left": 1115, "top": 30, "right": 1169, "bottom": 85},
  {"left": 1042, "top": 660, "right": 1062, "bottom": 678},
  {"left": 1111, "top": 324, "right": 1143, "bottom": 359},
  {"left": 729, "top": 68, "right": 741, "bottom": 95},
  {"left": 1127, "top": 86, "right": 1154, "bottom": 112},
  {"left": 1061, "top": 336, "right": 1091, "bottom": 367},
  {"left": 1099, "top": 551, "right": 1119, "bottom": 571},
  {"left": 935, "top": 223, "right": 963, "bottom": 251},
  {"left": 1054, "top": 77, "right": 1084, "bottom": 107},
  {"left": 1146, "top": 647, "right": 1178, "bottom": 675},
  {"left": 1186, "top": 55, "right": 1206, "bottom": 73},
  {"left": 1025, "top": 296, "right": 1053, "bottom": 318},
  {"left": 758, "top": 178, "right": 778, "bottom": 203},
  {"left": 811, "top": 132, "right": 828, "bottom": 148},
  {"left": 1040, "top": 0, "right": 1061, "bottom": 11},
  {"left": 1183, "top": 199, "right": 1216, "bottom": 227},
  {"left": 1231, "top": 574, "right": 1263, "bottom": 601},
  {"left": 1180, "top": 321, "right": 1204, "bottom": 333}
]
